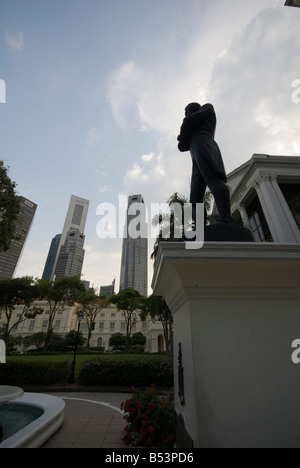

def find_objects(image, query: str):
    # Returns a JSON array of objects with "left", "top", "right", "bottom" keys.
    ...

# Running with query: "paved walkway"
[{"left": 42, "top": 392, "right": 131, "bottom": 448}]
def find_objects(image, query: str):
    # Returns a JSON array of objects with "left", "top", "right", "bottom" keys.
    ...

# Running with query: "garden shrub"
[
  {"left": 0, "top": 361, "right": 71, "bottom": 385},
  {"left": 79, "top": 356, "right": 173, "bottom": 387},
  {"left": 121, "top": 385, "right": 175, "bottom": 448}
]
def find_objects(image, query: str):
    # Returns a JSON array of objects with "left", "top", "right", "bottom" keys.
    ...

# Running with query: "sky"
[{"left": 1, "top": 0, "right": 300, "bottom": 294}]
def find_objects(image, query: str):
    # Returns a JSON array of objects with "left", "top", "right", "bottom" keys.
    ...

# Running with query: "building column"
[
  {"left": 254, "top": 174, "right": 300, "bottom": 243},
  {"left": 270, "top": 175, "right": 300, "bottom": 243},
  {"left": 238, "top": 204, "right": 252, "bottom": 231}
]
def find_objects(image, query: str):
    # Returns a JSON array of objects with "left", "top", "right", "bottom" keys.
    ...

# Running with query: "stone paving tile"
[{"left": 42, "top": 394, "right": 129, "bottom": 449}]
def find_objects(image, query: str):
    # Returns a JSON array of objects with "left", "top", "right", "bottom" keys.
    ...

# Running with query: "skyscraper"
[
  {"left": 0, "top": 196, "right": 37, "bottom": 279},
  {"left": 119, "top": 194, "right": 148, "bottom": 297},
  {"left": 54, "top": 229, "right": 85, "bottom": 280},
  {"left": 285, "top": 0, "right": 300, "bottom": 7},
  {"left": 42, "top": 234, "right": 61, "bottom": 280},
  {"left": 44, "top": 195, "right": 89, "bottom": 281}
]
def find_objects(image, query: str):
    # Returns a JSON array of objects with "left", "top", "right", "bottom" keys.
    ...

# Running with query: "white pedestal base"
[{"left": 152, "top": 243, "right": 300, "bottom": 448}]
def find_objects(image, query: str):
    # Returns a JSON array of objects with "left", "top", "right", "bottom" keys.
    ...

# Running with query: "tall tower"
[
  {"left": 119, "top": 194, "right": 148, "bottom": 297},
  {"left": 42, "top": 234, "right": 61, "bottom": 280},
  {"left": 46, "top": 195, "right": 89, "bottom": 280},
  {"left": 54, "top": 229, "right": 85, "bottom": 280},
  {"left": 0, "top": 196, "right": 37, "bottom": 279}
]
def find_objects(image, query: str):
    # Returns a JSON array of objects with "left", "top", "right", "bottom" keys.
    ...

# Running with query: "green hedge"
[
  {"left": 79, "top": 356, "right": 173, "bottom": 387},
  {"left": 0, "top": 361, "right": 71, "bottom": 386}
]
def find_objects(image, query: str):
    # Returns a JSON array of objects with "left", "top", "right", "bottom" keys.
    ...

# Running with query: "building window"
[
  {"left": 42, "top": 320, "right": 48, "bottom": 331},
  {"left": 54, "top": 320, "right": 61, "bottom": 330},
  {"left": 29, "top": 320, "right": 35, "bottom": 331},
  {"left": 100, "top": 313, "right": 105, "bottom": 318},
  {"left": 121, "top": 322, "right": 126, "bottom": 331},
  {"left": 142, "top": 322, "right": 147, "bottom": 331},
  {"left": 279, "top": 183, "right": 300, "bottom": 230},
  {"left": 249, "top": 212, "right": 266, "bottom": 242},
  {"left": 246, "top": 195, "right": 273, "bottom": 242},
  {"left": 97, "top": 338, "right": 103, "bottom": 348},
  {"left": 99, "top": 322, "right": 104, "bottom": 331},
  {"left": 110, "top": 322, "right": 115, "bottom": 331},
  {"left": 111, "top": 313, "right": 116, "bottom": 318}
]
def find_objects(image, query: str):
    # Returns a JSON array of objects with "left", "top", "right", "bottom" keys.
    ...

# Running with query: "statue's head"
[{"left": 185, "top": 102, "right": 201, "bottom": 117}]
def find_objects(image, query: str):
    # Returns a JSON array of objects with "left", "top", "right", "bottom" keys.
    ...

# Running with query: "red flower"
[
  {"left": 124, "top": 434, "right": 132, "bottom": 446},
  {"left": 148, "top": 426, "right": 155, "bottom": 434},
  {"left": 147, "top": 402, "right": 156, "bottom": 411}
]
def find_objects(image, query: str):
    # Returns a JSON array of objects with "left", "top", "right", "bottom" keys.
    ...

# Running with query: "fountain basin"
[
  {"left": 0, "top": 386, "right": 24, "bottom": 403},
  {"left": 0, "top": 393, "right": 65, "bottom": 448}
]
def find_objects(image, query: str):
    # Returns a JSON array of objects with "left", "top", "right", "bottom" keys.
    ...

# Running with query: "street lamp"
[{"left": 68, "top": 311, "right": 84, "bottom": 384}]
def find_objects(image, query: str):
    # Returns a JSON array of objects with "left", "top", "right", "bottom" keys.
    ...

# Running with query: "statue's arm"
[{"left": 177, "top": 104, "right": 214, "bottom": 152}]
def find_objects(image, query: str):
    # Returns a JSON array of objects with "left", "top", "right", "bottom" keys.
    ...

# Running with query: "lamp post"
[{"left": 68, "top": 311, "right": 83, "bottom": 384}]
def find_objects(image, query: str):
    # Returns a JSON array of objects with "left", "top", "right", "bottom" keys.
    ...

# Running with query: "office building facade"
[
  {"left": 43, "top": 195, "right": 89, "bottom": 281},
  {"left": 42, "top": 234, "right": 61, "bottom": 280},
  {"left": 119, "top": 194, "right": 148, "bottom": 297},
  {"left": 0, "top": 196, "right": 37, "bottom": 279},
  {"left": 54, "top": 229, "right": 86, "bottom": 279}
]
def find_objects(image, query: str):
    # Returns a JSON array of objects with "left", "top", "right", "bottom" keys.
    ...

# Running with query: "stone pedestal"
[{"left": 152, "top": 242, "right": 300, "bottom": 448}]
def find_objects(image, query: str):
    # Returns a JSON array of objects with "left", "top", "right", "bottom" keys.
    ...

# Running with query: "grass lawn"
[{"left": 6, "top": 354, "right": 171, "bottom": 379}]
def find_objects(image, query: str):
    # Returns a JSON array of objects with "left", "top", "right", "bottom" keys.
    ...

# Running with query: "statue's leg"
[
  {"left": 190, "top": 157, "right": 207, "bottom": 225},
  {"left": 207, "top": 177, "right": 231, "bottom": 223}
]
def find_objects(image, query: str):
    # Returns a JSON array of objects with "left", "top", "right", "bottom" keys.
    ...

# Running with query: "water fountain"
[{"left": 0, "top": 386, "right": 65, "bottom": 448}]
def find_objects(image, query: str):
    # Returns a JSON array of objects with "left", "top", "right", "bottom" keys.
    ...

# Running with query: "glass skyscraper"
[
  {"left": 0, "top": 196, "right": 37, "bottom": 279},
  {"left": 119, "top": 194, "right": 148, "bottom": 297}
]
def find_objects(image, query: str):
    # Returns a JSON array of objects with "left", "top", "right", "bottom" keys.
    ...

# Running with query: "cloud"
[
  {"left": 141, "top": 152, "right": 154, "bottom": 163},
  {"left": 209, "top": 6, "right": 300, "bottom": 168},
  {"left": 109, "top": 3, "right": 300, "bottom": 206},
  {"left": 6, "top": 31, "right": 24, "bottom": 51},
  {"left": 107, "top": 61, "right": 143, "bottom": 126},
  {"left": 86, "top": 127, "right": 102, "bottom": 146},
  {"left": 98, "top": 185, "right": 113, "bottom": 193}
]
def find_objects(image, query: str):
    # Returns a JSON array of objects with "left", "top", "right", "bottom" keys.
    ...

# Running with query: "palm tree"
[{"left": 151, "top": 191, "right": 213, "bottom": 260}]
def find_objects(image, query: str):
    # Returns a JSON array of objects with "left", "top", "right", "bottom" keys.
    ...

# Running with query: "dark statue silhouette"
[{"left": 177, "top": 102, "right": 253, "bottom": 242}]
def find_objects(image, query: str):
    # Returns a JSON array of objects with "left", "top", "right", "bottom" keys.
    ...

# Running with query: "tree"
[
  {"left": 36, "top": 276, "right": 85, "bottom": 350},
  {"left": 110, "top": 288, "right": 146, "bottom": 351},
  {"left": 151, "top": 191, "right": 213, "bottom": 260},
  {"left": 131, "top": 332, "right": 146, "bottom": 347},
  {"left": 0, "top": 160, "right": 20, "bottom": 252},
  {"left": 109, "top": 332, "right": 126, "bottom": 350},
  {"left": 63, "top": 330, "right": 85, "bottom": 349},
  {"left": 75, "top": 290, "right": 107, "bottom": 348},
  {"left": 0, "top": 277, "right": 43, "bottom": 343},
  {"left": 142, "top": 295, "right": 173, "bottom": 357}
]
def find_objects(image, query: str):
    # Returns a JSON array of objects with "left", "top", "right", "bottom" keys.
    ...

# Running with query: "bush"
[
  {"left": 0, "top": 361, "right": 71, "bottom": 385},
  {"left": 121, "top": 385, "right": 175, "bottom": 448},
  {"left": 79, "top": 356, "right": 173, "bottom": 387}
]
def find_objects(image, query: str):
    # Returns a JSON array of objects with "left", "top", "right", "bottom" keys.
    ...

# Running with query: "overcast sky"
[{"left": 1, "top": 0, "right": 300, "bottom": 294}]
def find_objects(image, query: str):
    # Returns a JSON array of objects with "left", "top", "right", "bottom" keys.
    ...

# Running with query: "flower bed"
[{"left": 121, "top": 385, "right": 175, "bottom": 448}]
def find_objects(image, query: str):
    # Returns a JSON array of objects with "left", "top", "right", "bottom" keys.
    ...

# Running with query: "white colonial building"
[
  {"left": 227, "top": 154, "right": 300, "bottom": 243},
  {"left": 1, "top": 302, "right": 165, "bottom": 354}
]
